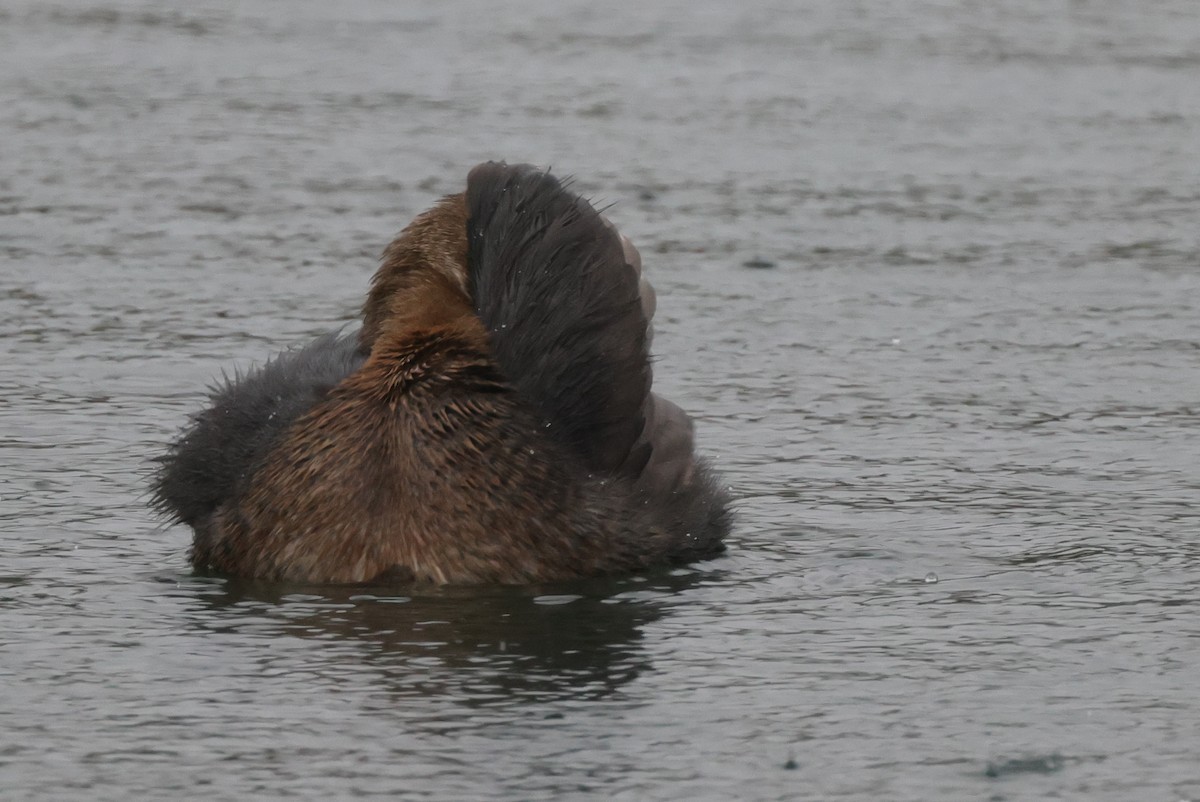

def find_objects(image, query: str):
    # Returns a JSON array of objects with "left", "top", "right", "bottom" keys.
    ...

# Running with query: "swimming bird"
[{"left": 152, "top": 162, "right": 730, "bottom": 584}]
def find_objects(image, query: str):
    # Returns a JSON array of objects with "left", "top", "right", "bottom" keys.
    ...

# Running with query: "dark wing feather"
[{"left": 465, "top": 162, "right": 652, "bottom": 478}]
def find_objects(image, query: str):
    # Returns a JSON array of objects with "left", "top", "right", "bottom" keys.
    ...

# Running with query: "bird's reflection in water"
[{"left": 179, "top": 568, "right": 715, "bottom": 705}]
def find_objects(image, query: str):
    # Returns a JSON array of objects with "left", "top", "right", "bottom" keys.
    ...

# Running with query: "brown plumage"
[{"left": 153, "top": 162, "right": 730, "bottom": 585}]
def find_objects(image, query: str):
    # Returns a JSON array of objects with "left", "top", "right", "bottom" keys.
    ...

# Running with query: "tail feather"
[{"left": 151, "top": 332, "right": 365, "bottom": 527}]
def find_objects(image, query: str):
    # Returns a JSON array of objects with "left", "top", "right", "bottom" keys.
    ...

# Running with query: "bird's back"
[{"left": 152, "top": 162, "right": 729, "bottom": 584}]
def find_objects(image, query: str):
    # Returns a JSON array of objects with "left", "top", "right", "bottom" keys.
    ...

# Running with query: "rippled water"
[{"left": 3, "top": 1, "right": 1199, "bottom": 799}]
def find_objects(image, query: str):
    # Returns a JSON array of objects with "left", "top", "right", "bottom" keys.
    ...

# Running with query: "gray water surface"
[{"left": 2, "top": 1, "right": 1199, "bottom": 800}]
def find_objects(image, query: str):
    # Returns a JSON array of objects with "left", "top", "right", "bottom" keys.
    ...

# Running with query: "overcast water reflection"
[{"left": 2, "top": 1, "right": 1199, "bottom": 800}]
